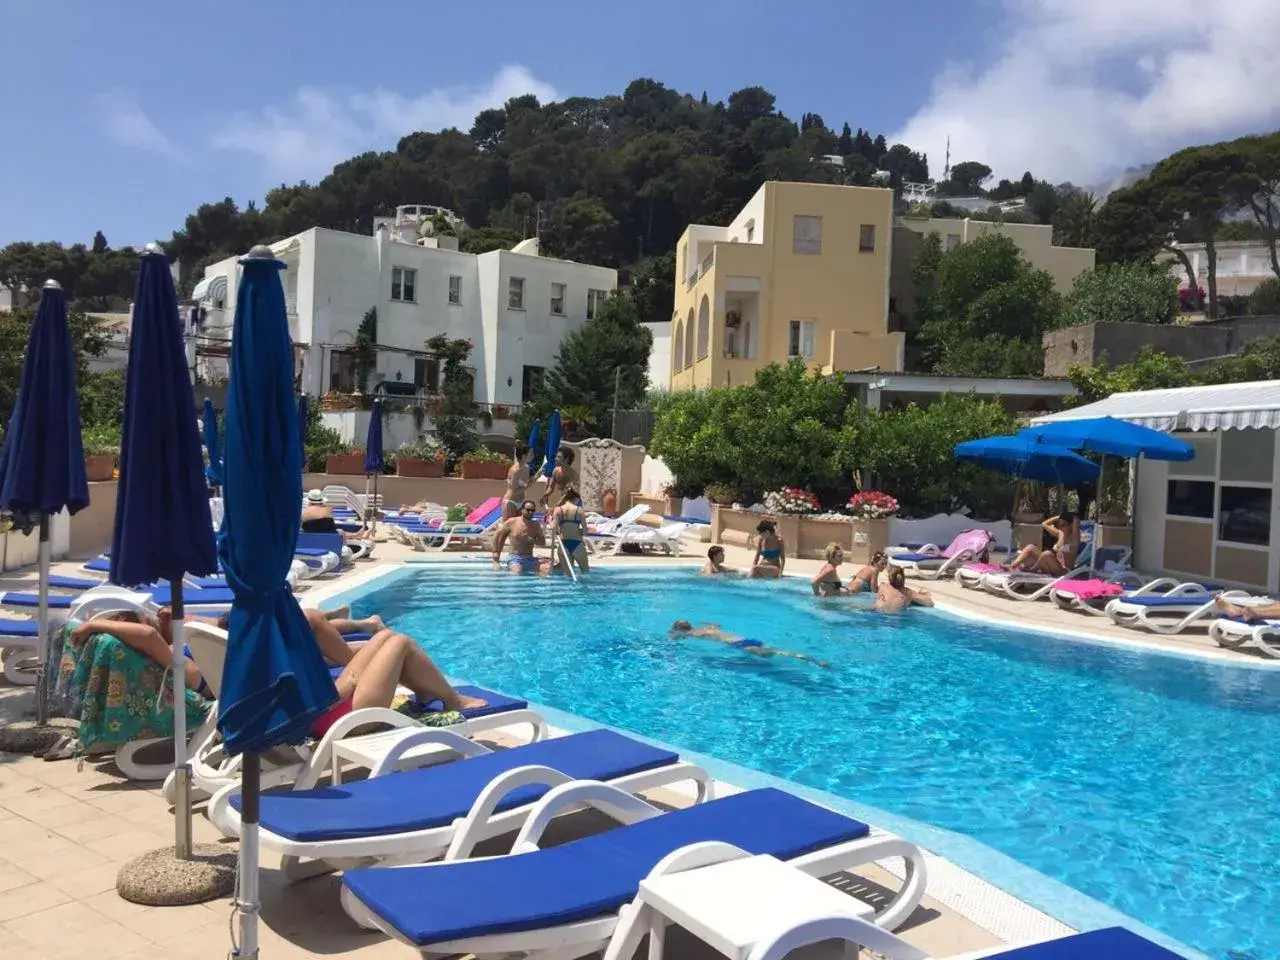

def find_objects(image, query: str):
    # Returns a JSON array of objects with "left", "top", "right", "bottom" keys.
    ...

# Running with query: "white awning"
[
  {"left": 1031, "top": 380, "right": 1280, "bottom": 432},
  {"left": 191, "top": 274, "right": 227, "bottom": 304}
]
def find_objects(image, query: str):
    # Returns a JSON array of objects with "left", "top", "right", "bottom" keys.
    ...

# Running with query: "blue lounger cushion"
[
  {"left": 239, "top": 729, "right": 674, "bottom": 843},
  {"left": 343, "top": 787, "right": 869, "bottom": 946},
  {"left": 145, "top": 585, "right": 236, "bottom": 607},
  {"left": 315, "top": 679, "right": 526, "bottom": 723},
  {"left": 892, "top": 552, "right": 948, "bottom": 563},
  {"left": 1117, "top": 594, "right": 1218, "bottom": 608},
  {"left": 2, "top": 593, "right": 75, "bottom": 609},
  {"left": 48, "top": 575, "right": 99, "bottom": 590},
  {"left": 83, "top": 556, "right": 111, "bottom": 573},
  {"left": 0, "top": 619, "right": 37, "bottom": 638},
  {"left": 985, "top": 927, "right": 1179, "bottom": 959}
]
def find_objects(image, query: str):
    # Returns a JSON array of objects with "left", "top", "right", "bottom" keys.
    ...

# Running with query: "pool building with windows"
[{"left": 1033, "top": 380, "right": 1280, "bottom": 591}]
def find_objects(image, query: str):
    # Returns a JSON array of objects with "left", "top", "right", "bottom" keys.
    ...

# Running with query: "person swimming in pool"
[
  {"left": 875, "top": 566, "right": 934, "bottom": 613},
  {"left": 700, "top": 545, "right": 736, "bottom": 576},
  {"left": 811, "top": 542, "right": 849, "bottom": 596},
  {"left": 668, "top": 620, "right": 828, "bottom": 667},
  {"left": 549, "top": 486, "right": 589, "bottom": 574},
  {"left": 846, "top": 551, "right": 888, "bottom": 595},
  {"left": 491, "top": 500, "right": 551, "bottom": 575}
]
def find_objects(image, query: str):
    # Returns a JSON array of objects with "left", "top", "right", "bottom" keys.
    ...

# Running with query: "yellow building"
[{"left": 669, "top": 181, "right": 905, "bottom": 389}]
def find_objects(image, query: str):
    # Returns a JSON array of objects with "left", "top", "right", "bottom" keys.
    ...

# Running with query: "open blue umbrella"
[
  {"left": 364, "top": 399, "right": 384, "bottom": 528},
  {"left": 218, "top": 247, "right": 337, "bottom": 958},
  {"left": 0, "top": 279, "right": 89, "bottom": 722},
  {"left": 527, "top": 419, "right": 543, "bottom": 478},
  {"left": 1018, "top": 417, "right": 1195, "bottom": 461},
  {"left": 110, "top": 244, "right": 217, "bottom": 855},
  {"left": 202, "top": 398, "right": 222, "bottom": 491},
  {"left": 543, "top": 409, "right": 562, "bottom": 479},
  {"left": 954, "top": 435, "right": 1100, "bottom": 485}
]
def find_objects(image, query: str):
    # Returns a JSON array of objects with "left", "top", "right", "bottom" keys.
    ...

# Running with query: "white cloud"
[
  {"left": 212, "top": 66, "right": 558, "bottom": 180},
  {"left": 93, "top": 90, "right": 182, "bottom": 159},
  {"left": 891, "top": 0, "right": 1280, "bottom": 186}
]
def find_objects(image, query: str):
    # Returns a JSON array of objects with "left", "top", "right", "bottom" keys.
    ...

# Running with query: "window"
[
  {"left": 792, "top": 215, "right": 822, "bottom": 255},
  {"left": 508, "top": 276, "right": 525, "bottom": 310},
  {"left": 550, "top": 282, "right": 566, "bottom": 316},
  {"left": 1219, "top": 486, "right": 1272, "bottom": 546},
  {"left": 414, "top": 357, "right": 440, "bottom": 393},
  {"left": 946, "top": 233, "right": 961, "bottom": 251},
  {"left": 522, "top": 365, "right": 545, "bottom": 402},
  {"left": 746, "top": 220, "right": 755, "bottom": 243},
  {"left": 329, "top": 350, "right": 357, "bottom": 392},
  {"left": 391, "top": 267, "right": 416, "bottom": 302},
  {"left": 447, "top": 275, "right": 462, "bottom": 305},
  {"left": 1166, "top": 479, "right": 1215, "bottom": 520},
  {"left": 587, "top": 288, "right": 608, "bottom": 319},
  {"left": 788, "top": 320, "right": 816, "bottom": 360},
  {"left": 858, "top": 224, "right": 876, "bottom": 253}
]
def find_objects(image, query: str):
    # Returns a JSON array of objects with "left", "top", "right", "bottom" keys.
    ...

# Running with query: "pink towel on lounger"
[
  {"left": 1052, "top": 579, "right": 1124, "bottom": 600},
  {"left": 961, "top": 562, "right": 1004, "bottom": 574}
]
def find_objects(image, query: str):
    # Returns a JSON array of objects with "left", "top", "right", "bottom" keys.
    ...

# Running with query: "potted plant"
[
  {"left": 492, "top": 404, "right": 512, "bottom": 420},
  {"left": 319, "top": 391, "right": 359, "bottom": 411},
  {"left": 846, "top": 490, "right": 899, "bottom": 563},
  {"left": 396, "top": 437, "right": 446, "bottom": 478},
  {"left": 82, "top": 424, "right": 120, "bottom": 482},
  {"left": 459, "top": 447, "right": 511, "bottom": 480},
  {"left": 704, "top": 483, "right": 738, "bottom": 506},
  {"left": 325, "top": 444, "right": 367, "bottom": 476}
]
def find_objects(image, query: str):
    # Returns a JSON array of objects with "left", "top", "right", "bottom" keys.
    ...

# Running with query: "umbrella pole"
[
  {"left": 169, "top": 590, "right": 193, "bottom": 859},
  {"left": 35, "top": 515, "right": 50, "bottom": 726},
  {"left": 1092, "top": 459, "right": 1105, "bottom": 573},
  {"left": 237, "top": 753, "right": 261, "bottom": 960},
  {"left": 372, "top": 472, "right": 379, "bottom": 535}
]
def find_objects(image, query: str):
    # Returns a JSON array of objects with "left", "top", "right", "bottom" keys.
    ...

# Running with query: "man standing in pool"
[
  {"left": 491, "top": 500, "right": 551, "bottom": 575},
  {"left": 669, "top": 620, "right": 828, "bottom": 667}
]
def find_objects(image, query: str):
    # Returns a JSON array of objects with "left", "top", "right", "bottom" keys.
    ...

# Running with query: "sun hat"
[{"left": 306, "top": 489, "right": 326, "bottom": 504}]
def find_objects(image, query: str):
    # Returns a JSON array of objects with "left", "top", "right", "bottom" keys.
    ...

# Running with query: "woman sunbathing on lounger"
[
  {"left": 668, "top": 620, "right": 828, "bottom": 667},
  {"left": 875, "top": 567, "right": 934, "bottom": 613},
  {"left": 1213, "top": 595, "right": 1280, "bottom": 621},
  {"left": 1005, "top": 511, "right": 1079, "bottom": 576}
]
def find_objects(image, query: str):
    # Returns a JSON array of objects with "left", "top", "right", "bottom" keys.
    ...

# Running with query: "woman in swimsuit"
[
  {"left": 550, "top": 486, "right": 589, "bottom": 574},
  {"left": 749, "top": 519, "right": 786, "bottom": 579},
  {"left": 846, "top": 551, "right": 888, "bottom": 595},
  {"left": 1006, "top": 512, "right": 1079, "bottom": 576},
  {"left": 501, "top": 443, "right": 533, "bottom": 521},
  {"left": 542, "top": 448, "right": 577, "bottom": 511},
  {"left": 668, "top": 620, "right": 828, "bottom": 667},
  {"left": 811, "top": 542, "right": 848, "bottom": 596},
  {"left": 491, "top": 500, "right": 551, "bottom": 574},
  {"left": 875, "top": 566, "right": 934, "bottom": 613}
]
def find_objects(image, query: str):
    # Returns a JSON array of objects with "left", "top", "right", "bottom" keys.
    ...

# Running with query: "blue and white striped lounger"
[{"left": 339, "top": 785, "right": 927, "bottom": 956}]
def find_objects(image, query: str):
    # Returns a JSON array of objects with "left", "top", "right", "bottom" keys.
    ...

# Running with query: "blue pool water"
[{"left": 354, "top": 566, "right": 1280, "bottom": 960}]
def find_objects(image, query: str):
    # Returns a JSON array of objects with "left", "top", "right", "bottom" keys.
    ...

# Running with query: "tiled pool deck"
[{"left": 0, "top": 533, "right": 1233, "bottom": 959}]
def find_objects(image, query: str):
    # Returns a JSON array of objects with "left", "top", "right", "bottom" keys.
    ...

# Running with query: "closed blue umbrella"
[
  {"left": 297, "top": 393, "right": 309, "bottom": 463},
  {"left": 202, "top": 398, "right": 222, "bottom": 491},
  {"left": 526, "top": 419, "right": 543, "bottom": 478},
  {"left": 110, "top": 244, "right": 217, "bottom": 856},
  {"left": 954, "top": 435, "right": 1100, "bottom": 485},
  {"left": 218, "top": 247, "right": 337, "bottom": 958},
  {"left": 1018, "top": 417, "right": 1195, "bottom": 461},
  {"left": 364, "top": 399, "right": 384, "bottom": 529},
  {"left": 543, "top": 409, "right": 562, "bottom": 479},
  {"left": 0, "top": 279, "right": 90, "bottom": 723}
]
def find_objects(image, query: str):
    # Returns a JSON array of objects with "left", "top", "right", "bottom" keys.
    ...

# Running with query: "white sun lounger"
[
  {"left": 338, "top": 785, "right": 926, "bottom": 956},
  {"left": 589, "top": 522, "right": 690, "bottom": 557},
  {"left": 1047, "top": 577, "right": 1202, "bottom": 616},
  {"left": 1105, "top": 589, "right": 1264, "bottom": 635},
  {"left": 979, "top": 546, "right": 1134, "bottom": 602},
  {"left": 173, "top": 623, "right": 548, "bottom": 803},
  {"left": 1209, "top": 615, "right": 1280, "bottom": 657},
  {"left": 208, "top": 728, "right": 712, "bottom": 884},
  {"left": 717, "top": 910, "right": 1179, "bottom": 960}
]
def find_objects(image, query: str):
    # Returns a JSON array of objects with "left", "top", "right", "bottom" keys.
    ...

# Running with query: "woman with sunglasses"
[{"left": 491, "top": 499, "right": 551, "bottom": 574}]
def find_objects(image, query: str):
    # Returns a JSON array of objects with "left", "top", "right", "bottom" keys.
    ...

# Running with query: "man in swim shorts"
[
  {"left": 491, "top": 499, "right": 551, "bottom": 575},
  {"left": 668, "top": 620, "right": 828, "bottom": 667}
]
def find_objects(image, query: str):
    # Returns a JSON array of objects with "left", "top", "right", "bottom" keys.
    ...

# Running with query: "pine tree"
[{"left": 837, "top": 122, "right": 853, "bottom": 155}]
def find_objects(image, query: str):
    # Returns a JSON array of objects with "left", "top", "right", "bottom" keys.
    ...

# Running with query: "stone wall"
[{"left": 1043, "top": 316, "right": 1280, "bottom": 377}]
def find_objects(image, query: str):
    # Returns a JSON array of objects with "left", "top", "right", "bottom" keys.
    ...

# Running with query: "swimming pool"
[{"left": 351, "top": 565, "right": 1275, "bottom": 960}]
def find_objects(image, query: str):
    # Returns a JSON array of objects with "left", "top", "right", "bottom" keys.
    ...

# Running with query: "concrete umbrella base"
[{"left": 117, "top": 843, "right": 238, "bottom": 906}]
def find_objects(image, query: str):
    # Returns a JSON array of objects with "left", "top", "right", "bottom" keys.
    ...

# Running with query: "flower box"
[
  {"left": 712, "top": 505, "right": 857, "bottom": 561},
  {"left": 397, "top": 457, "right": 445, "bottom": 478},
  {"left": 325, "top": 454, "right": 367, "bottom": 476},
  {"left": 84, "top": 454, "right": 115, "bottom": 482},
  {"left": 460, "top": 460, "right": 509, "bottom": 480}
]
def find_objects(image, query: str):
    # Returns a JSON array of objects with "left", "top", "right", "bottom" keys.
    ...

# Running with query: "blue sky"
[{"left": 2, "top": 0, "right": 1278, "bottom": 249}]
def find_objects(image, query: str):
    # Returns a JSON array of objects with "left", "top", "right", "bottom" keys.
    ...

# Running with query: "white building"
[
  {"left": 191, "top": 205, "right": 617, "bottom": 408},
  {"left": 1164, "top": 239, "right": 1278, "bottom": 297}
]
